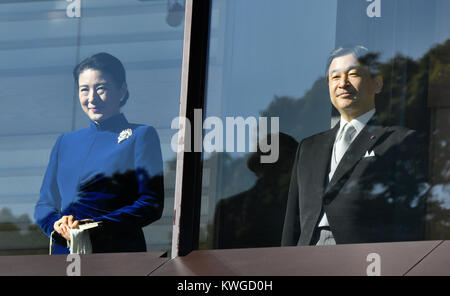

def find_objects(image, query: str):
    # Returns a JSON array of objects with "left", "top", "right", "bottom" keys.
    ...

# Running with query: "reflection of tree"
[
  {"left": 427, "top": 200, "right": 450, "bottom": 240},
  {"left": 367, "top": 40, "right": 450, "bottom": 240},
  {"left": 0, "top": 208, "right": 48, "bottom": 255},
  {"left": 376, "top": 54, "right": 430, "bottom": 133},
  {"left": 426, "top": 39, "right": 450, "bottom": 107},
  {"left": 260, "top": 78, "right": 330, "bottom": 141},
  {"left": 208, "top": 39, "right": 450, "bottom": 247},
  {"left": 203, "top": 76, "right": 330, "bottom": 249},
  {"left": 419, "top": 40, "right": 450, "bottom": 239}
]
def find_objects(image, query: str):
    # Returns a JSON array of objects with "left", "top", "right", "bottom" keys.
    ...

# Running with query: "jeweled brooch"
[{"left": 118, "top": 128, "right": 132, "bottom": 143}]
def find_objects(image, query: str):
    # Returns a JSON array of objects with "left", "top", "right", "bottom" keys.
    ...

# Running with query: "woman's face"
[{"left": 78, "top": 68, "right": 126, "bottom": 123}]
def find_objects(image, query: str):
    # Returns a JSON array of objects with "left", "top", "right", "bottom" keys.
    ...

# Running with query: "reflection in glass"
[
  {"left": 34, "top": 53, "right": 164, "bottom": 254},
  {"left": 201, "top": 0, "right": 335, "bottom": 249},
  {"left": 282, "top": 47, "right": 429, "bottom": 246},
  {"left": 0, "top": 0, "right": 184, "bottom": 255},
  {"left": 202, "top": 0, "right": 450, "bottom": 250},
  {"left": 213, "top": 133, "right": 298, "bottom": 248},
  {"left": 367, "top": 39, "right": 450, "bottom": 241}
]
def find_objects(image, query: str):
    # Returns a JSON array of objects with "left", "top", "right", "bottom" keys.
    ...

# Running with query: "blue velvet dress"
[{"left": 34, "top": 113, "right": 164, "bottom": 254}]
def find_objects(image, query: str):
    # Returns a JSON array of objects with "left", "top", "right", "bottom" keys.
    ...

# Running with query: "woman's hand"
[{"left": 53, "top": 215, "right": 80, "bottom": 241}]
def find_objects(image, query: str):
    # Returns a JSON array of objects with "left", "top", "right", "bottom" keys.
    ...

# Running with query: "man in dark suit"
[{"left": 281, "top": 46, "right": 428, "bottom": 246}]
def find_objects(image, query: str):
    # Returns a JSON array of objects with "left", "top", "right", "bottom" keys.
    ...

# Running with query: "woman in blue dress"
[{"left": 34, "top": 53, "right": 164, "bottom": 254}]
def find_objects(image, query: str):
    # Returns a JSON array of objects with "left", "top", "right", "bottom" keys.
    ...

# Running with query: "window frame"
[
  {"left": 174, "top": 0, "right": 446, "bottom": 255},
  {"left": 1, "top": 0, "right": 446, "bottom": 262},
  {"left": 171, "top": 0, "right": 211, "bottom": 258}
]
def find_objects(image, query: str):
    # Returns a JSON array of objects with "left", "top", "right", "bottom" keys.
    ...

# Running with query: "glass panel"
[
  {"left": 200, "top": 0, "right": 450, "bottom": 250},
  {"left": 201, "top": 0, "right": 336, "bottom": 249},
  {"left": 0, "top": 0, "right": 185, "bottom": 255}
]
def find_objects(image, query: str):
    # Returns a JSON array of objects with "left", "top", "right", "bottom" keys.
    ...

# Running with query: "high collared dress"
[{"left": 34, "top": 113, "right": 164, "bottom": 254}]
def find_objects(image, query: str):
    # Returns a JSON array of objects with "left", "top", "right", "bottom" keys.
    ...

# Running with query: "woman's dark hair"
[{"left": 73, "top": 52, "right": 129, "bottom": 107}]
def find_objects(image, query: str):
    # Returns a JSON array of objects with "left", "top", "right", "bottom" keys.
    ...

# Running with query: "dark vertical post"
[{"left": 172, "top": 0, "right": 211, "bottom": 257}]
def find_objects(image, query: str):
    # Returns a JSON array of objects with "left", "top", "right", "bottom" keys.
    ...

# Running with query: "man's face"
[{"left": 328, "top": 53, "right": 382, "bottom": 119}]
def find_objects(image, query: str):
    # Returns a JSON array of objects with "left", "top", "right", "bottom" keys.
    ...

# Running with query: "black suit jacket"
[{"left": 281, "top": 115, "right": 428, "bottom": 246}]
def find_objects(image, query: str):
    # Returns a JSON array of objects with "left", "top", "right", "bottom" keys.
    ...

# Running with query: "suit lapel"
[
  {"left": 324, "top": 116, "right": 387, "bottom": 197},
  {"left": 298, "top": 124, "right": 338, "bottom": 246},
  {"left": 309, "top": 123, "right": 339, "bottom": 196}
]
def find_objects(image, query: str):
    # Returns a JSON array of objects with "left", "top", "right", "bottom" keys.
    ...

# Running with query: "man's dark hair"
[
  {"left": 325, "top": 45, "right": 381, "bottom": 80},
  {"left": 73, "top": 52, "right": 129, "bottom": 107}
]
